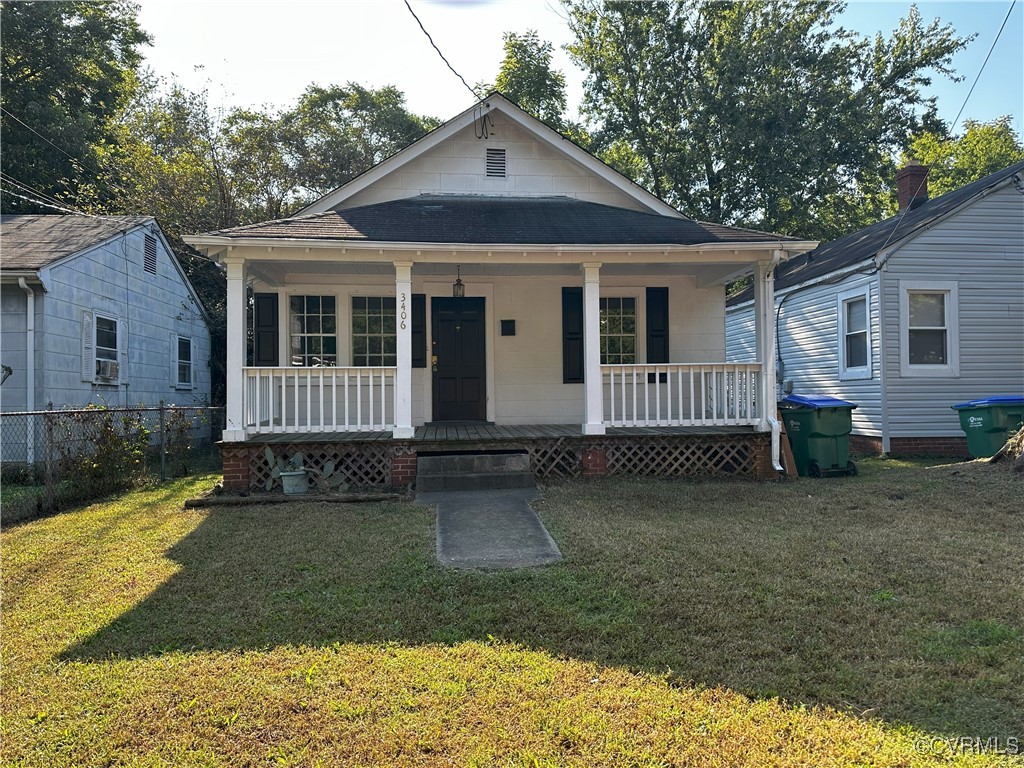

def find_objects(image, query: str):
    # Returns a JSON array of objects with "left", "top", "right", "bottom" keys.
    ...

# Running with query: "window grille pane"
[
  {"left": 289, "top": 295, "right": 337, "bottom": 366},
  {"left": 846, "top": 298, "right": 866, "bottom": 333},
  {"left": 909, "top": 292, "right": 944, "bottom": 327},
  {"left": 909, "top": 329, "right": 947, "bottom": 364},
  {"left": 846, "top": 332, "right": 867, "bottom": 368}
]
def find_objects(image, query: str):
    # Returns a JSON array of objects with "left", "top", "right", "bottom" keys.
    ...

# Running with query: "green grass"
[{"left": 2, "top": 460, "right": 1022, "bottom": 766}]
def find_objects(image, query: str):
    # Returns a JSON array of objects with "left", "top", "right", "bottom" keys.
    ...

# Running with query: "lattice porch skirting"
[{"left": 222, "top": 431, "right": 773, "bottom": 492}]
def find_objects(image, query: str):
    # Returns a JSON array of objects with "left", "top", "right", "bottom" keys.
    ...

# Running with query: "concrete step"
[
  {"left": 416, "top": 470, "right": 536, "bottom": 492},
  {"left": 417, "top": 451, "right": 531, "bottom": 476},
  {"left": 416, "top": 451, "right": 535, "bottom": 492}
]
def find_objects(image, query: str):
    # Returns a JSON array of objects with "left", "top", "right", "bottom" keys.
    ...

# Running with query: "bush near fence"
[{"left": 0, "top": 405, "right": 223, "bottom": 525}]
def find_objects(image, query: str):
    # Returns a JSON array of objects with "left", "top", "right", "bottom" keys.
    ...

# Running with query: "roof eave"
[{"left": 185, "top": 233, "right": 818, "bottom": 259}]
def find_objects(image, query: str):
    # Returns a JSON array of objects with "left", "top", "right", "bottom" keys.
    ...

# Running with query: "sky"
[{"left": 135, "top": 0, "right": 1023, "bottom": 136}]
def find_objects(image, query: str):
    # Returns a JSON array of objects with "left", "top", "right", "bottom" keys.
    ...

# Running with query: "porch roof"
[{"left": 195, "top": 195, "right": 803, "bottom": 248}]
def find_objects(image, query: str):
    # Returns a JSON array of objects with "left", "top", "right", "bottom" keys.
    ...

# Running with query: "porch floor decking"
[{"left": 254, "top": 423, "right": 760, "bottom": 444}]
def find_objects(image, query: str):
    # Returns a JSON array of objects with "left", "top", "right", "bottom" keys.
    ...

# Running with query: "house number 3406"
[{"left": 399, "top": 292, "right": 407, "bottom": 330}]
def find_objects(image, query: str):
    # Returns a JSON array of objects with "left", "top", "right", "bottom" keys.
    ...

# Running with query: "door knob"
[{"left": 431, "top": 355, "right": 438, "bottom": 372}]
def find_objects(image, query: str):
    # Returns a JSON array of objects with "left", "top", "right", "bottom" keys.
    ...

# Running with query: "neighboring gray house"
[
  {"left": 727, "top": 161, "right": 1024, "bottom": 456},
  {"left": 1, "top": 215, "right": 212, "bottom": 461}
]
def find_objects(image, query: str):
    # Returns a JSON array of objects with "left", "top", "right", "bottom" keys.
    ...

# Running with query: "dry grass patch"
[{"left": 2, "top": 462, "right": 1021, "bottom": 766}]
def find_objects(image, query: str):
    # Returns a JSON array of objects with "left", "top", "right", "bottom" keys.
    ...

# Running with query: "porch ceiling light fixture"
[{"left": 453, "top": 266, "right": 465, "bottom": 298}]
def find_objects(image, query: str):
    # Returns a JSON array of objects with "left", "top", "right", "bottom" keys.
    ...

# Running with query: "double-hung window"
[
  {"left": 176, "top": 336, "right": 193, "bottom": 388},
  {"left": 289, "top": 295, "right": 337, "bottom": 366},
  {"left": 599, "top": 297, "right": 637, "bottom": 365},
  {"left": 352, "top": 296, "right": 397, "bottom": 366},
  {"left": 899, "top": 281, "right": 959, "bottom": 377},
  {"left": 837, "top": 286, "right": 871, "bottom": 380}
]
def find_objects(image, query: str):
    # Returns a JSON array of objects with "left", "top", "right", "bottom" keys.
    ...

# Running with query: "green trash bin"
[
  {"left": 951, "top": 396, "right": 1024, "bottom": 458},
  {"left": 781, "top": 394, "right": 858, "bottom": 477}
]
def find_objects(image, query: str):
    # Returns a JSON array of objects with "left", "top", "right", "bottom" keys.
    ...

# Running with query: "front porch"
[{"left": 221, "top": 422, "right": 775, "bottom": 492}]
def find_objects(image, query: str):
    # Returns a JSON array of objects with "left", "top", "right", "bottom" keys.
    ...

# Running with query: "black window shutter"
[
  {"left": 646, "top": 287, "right": 669, "bottom": 363},
  {"left": 411, "top": 293, "right": 426, "bottom": 368},
  {"left": 562, "top": 287, "right": 584, "bottom": 383},
  {"left": 253, "top": 293, "right": 279, "bottom": 366}
]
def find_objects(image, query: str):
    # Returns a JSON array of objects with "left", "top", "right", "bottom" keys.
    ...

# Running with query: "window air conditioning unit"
[{"left": 96, "top": 360, "right": 120, "bottom": 381}]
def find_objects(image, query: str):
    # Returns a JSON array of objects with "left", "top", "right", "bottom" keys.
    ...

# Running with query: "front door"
[{"left": 431, "top": 297, "right": 486, "bottom": 422}]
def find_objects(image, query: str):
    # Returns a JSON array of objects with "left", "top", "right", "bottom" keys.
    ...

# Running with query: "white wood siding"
[
  {"left": 726, "top": 272, "right": 884, "bottom": 437},
  {"left": 338, "top": 115, "right": 648, "bottom": 212},
  {"left": 37, "top": 227, "right": 212, "bottom": 409},
  {"left": 882, "top": 184, "right": 1024, "bottom": 438}
]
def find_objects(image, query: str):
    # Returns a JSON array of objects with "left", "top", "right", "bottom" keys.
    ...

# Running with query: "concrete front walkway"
[{"left": 416, "top": 488, "right": 563, "bottom": 570}]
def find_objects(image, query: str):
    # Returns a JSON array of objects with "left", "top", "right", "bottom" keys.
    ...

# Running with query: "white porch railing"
[
  {"left": 243, "top": 367, "right": 395, "bottom": 434},
  {"left": 602, "top": 363, "right": 762, "bottom": 427}
]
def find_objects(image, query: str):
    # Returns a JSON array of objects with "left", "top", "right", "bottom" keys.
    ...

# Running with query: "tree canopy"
[
  {"left": 563, "top": 0, "right": 970, "bottom": 239},
  {"left": 907, "top": 117, "right": 1024, "bottom": 197},
  {"left": 495, "top": 30, "right": 569, "bottom": 128},
  {"left": 0, "top": 0, "right": 150, "bottom": 213}
]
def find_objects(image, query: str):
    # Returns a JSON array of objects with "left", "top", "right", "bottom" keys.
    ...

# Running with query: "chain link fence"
[{"left": 1, "top": 404, "right": 224, "bottom": 525}]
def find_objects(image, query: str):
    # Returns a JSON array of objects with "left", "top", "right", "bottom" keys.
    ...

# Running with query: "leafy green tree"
[
  {"left": 907, "top": 117, "right": 1024, "bottom": 197},
  {"left": 0, "top": 0, "right": 150, "bottom": 213},
  {"left": 285, "top": 83, "right": 440, "bottom": 198},
  {"left": 495, "top": 30, "right": 569, "bottom": 128},
  {"left": 563, "top": 0, "right": 969, "bottom": 239}
]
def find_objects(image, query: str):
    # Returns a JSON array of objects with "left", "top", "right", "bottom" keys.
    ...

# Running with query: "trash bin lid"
[
  {"left": 782, "top": 394, "right": 858, "bottom": 409},
  {"left": 951, "top": 395, "right": 1024, "bottom": 410}
]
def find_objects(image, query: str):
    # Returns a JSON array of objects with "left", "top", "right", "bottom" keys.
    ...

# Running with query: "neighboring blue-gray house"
[
  {"left": 726, "top": 161, "right": 1024, "bottom": 456},
  {"left": 1, "top": 215, "right": 212, "bottom": 461}
]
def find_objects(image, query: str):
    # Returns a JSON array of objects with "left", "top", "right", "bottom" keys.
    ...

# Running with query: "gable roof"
[
  {"left": 727, "top": 160, "right": 1024, "bottom": 306},
  {"left": 297, "top": 92, "right": 684, "bottom": 219},
  {"left": 0, "top": 215, "right": 152, "bottom": 270},
  {"left": 200, "top": 194, "right": 804, "bottom": 247}
]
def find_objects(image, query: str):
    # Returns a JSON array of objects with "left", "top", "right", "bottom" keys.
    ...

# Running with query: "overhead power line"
[
  {"left": 402, "top": 0, "right": 479, "bottom": 100},
  {"left": 875, "top": 0, "right": 1016, "bottom": 258}
]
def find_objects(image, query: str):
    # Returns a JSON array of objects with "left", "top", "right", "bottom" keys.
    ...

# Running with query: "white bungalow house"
[
  {"left": 0, "top": 215, "right": 213, "bottom": 464},
  {"left": 185, "top": 94, "right": 815, "bottom": 490},
  {"left": 726, "top": 160, "right": 1024, "bottom": 456}
]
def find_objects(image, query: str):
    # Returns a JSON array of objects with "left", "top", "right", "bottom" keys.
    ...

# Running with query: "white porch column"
[
  {"left": 582, "top": 262, "right": 606, "bottom": 435},
  {"left": 223, "top": 257, "right": 247, "bottom": 442},
  {"left": 753, "top": 253, "right": 783, "bottom": 432},
  {"left": 393, "top": 261, "right": 415, "bottom": 439}
]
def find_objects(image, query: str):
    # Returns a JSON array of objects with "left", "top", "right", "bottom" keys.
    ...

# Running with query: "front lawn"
[{"left": 2, "top": 459, "right": 1021, "bottom": 766}]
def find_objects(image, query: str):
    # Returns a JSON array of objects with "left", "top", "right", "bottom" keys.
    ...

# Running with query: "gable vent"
[
  {"left": 143, "top": 234, "right": 157, "bottom": 275},
  {"left": 486, "top": 147, "right": 506, "bottom": 178}
]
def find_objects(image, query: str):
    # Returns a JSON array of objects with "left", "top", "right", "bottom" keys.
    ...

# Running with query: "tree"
[
  {"left": 0, "top": 0, "right": 150, "bottom": 213},
  {"left": 285, "top": 83, "right": 440, "bottom": 198},
  {"left": 563, "top": 0, "right": 969, "bottom": 239},
  {"left": 907, "top": 117, "right": 1024, "bottom": 197},
  {"left": 495, "top": 30, "right": 569, "bottom": 128}
]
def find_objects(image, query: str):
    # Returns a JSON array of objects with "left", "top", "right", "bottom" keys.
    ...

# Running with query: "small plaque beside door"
[{"left": 500, "top": 319, "right": 515, "bottom": 336}]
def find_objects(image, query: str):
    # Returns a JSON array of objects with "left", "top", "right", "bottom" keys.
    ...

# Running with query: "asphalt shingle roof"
[
  {"left": 0, "top": 215, "right": 152, "bottom": 271},
  {"left": 202, "top": 195, "right": 801, "bottom": 246},
  {"left": 727, "top": 160, "right": 1024, "bottom": 306}
]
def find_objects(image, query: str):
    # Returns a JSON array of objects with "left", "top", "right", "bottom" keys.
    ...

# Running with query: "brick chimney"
[{"left": 896, "top": 159, "right": 929, "bottom": 212}]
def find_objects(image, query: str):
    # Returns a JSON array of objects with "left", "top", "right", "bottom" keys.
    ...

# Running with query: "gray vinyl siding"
[
  {"left": 725, "top": 307, "right": 756, "bottom": 363},
  {"left": 33, "top": 226, "right": 211, "bottom": 411},
  {"left": 1, "top": 284, "right": 29, "bottom": 411},
  {"left": 726, "top": 274, "right": 884, "bottom": 437},
  {"left": 882, "top": 184, "right": 1024, "bottom": 438}
]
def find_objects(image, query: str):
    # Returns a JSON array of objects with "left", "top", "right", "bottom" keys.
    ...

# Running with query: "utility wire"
[
  {"left": 402, "top": 0, "right": 479, "bottom": 100},
  {"left": 0, "top": 187, "right": 91, "bottom": 216},
  {"left": 875, "top": 0, "right": 1016, "bottom": 258}
]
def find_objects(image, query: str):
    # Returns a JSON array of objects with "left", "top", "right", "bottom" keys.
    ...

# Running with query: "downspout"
[
  {"left": 765, "top": 250, "right": 785, "bottom": 473},
  {"left": 18, "top": 278, "right": 35, "bottom": 464}
]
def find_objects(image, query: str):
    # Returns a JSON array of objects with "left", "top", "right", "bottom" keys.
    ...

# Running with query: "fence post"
[
  {"left": 159, "top": 400, "right": 166, "bottom": 481},
  {"left": 44, "top": 402, "right": 54, "bottom": 512}
]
